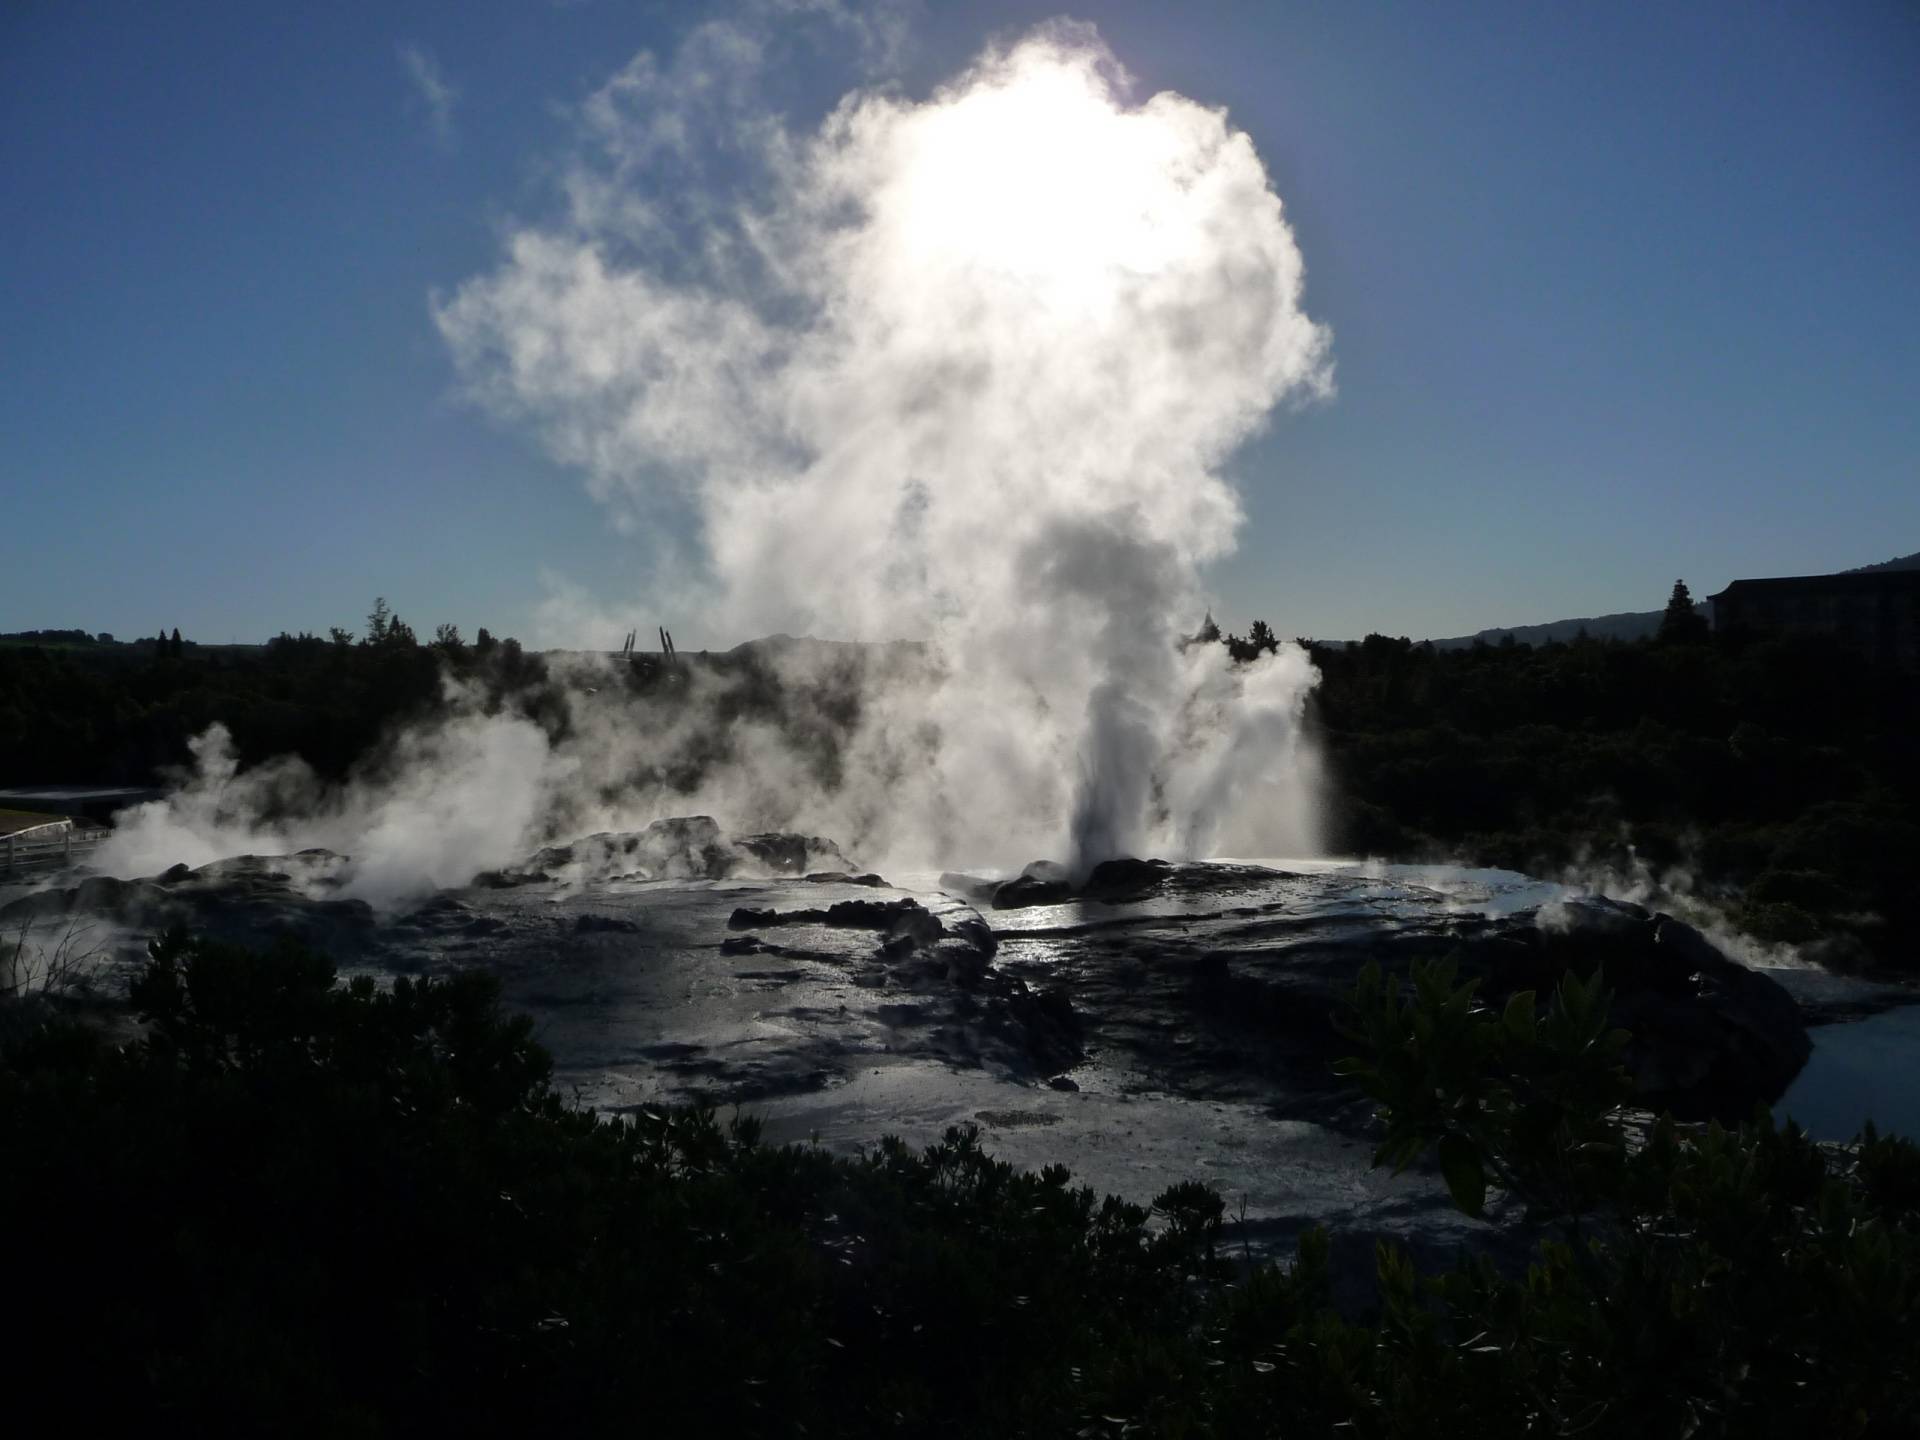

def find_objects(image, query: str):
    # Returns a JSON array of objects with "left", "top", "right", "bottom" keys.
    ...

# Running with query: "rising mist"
[{"left": 103, "top": 21, "right": 1333, "bottom": 899}]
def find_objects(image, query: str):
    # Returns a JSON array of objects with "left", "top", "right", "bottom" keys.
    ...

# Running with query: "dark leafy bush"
[
  {"left": 4, "top": 934, "right": 1915, "bottom": 1435},
  {"left": 1, "top": 930, "right": 1225, "bottom": 1436},
  {"left": 1331, "top": 956, "right": 1920, "bottom": 1435}
]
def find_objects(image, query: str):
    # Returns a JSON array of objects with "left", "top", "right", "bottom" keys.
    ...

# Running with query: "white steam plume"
[
  {"left": 100, "top": 15, "right": 1333, "bottom": 898},
  {"left": 437, "top": 19, "right": 1332, "bottom": 879},
  {"left": 101, "top": 704, "right": 573, "bottom": 909}
]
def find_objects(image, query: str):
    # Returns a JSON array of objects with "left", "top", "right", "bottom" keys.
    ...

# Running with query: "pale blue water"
[{"left": 1775, "top": 1006, "right": 1920, "bottom": 1142}]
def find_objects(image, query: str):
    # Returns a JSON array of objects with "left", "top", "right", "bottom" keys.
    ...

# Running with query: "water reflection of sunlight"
[{"left": 1209, "top": 857, "right": 1571, "bottom": 919}]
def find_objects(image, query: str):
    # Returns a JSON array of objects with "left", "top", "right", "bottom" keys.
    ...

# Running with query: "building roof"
[{"left": 1709, "top": 570, "right": 1920, "bottom": 601}]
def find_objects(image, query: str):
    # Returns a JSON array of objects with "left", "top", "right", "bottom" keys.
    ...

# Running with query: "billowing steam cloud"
[{"left": 102, "top": 16, "right": 1333, "bottom": 896}]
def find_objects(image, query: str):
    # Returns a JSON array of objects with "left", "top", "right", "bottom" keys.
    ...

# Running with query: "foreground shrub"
[
  {"left": 1, "top": 929, "right": 1233, "bottom": 1436},
  {"left": 1333, "top": 957, "right": 1920, "bottom": 1435},
  {"left": 2, "top": 933, "right": 1915, "bottom": 1435}
]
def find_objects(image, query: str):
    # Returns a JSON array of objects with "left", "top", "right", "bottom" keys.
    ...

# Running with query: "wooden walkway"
[{"left": 0, "top": 814, "right": 109, "bottom": 875}]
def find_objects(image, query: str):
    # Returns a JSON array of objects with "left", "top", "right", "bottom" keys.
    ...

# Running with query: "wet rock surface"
[
  {"left": 980, "top": 865, "right": 1816, "bottom": 1127},
  {"left": 475, "top": 815, "right": 849, "bottom": 888},
  {"left": 3, "top": 835, "right": 1852, "bottom": 1280},
  {"left": 1492, "top": 897, "right": 1813, "bottom": 1120},
  {"left": 2, "top": 849, "right": 374, "bottom": 956}
]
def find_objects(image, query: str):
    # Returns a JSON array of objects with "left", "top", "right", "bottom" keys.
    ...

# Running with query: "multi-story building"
[{"left": 1709, "top": 569, "right": 1920, "bottom": 669}]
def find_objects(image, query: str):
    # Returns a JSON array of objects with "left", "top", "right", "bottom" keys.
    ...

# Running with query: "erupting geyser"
[
  {"left": 104, "top": 20, "right": 1335, "bottom": 896},
  {"left": 440, "top": 23, "right": 1333, "bottom": 870}
]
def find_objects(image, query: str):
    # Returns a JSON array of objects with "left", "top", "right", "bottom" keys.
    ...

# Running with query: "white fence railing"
[{"left": 1, "top": 822, "right": 110, "bottom": 875}]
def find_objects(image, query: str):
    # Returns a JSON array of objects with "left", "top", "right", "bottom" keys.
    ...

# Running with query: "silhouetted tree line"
[
  {"left": 0, "top": 601, "right": 551, "bottom": 792},
  {"left": 1221, "top": 581, "right": 1916, "bottom": 970},
  {"left": 0, "top": 608, "right": 908, "bottom": 830},
  {"left": 4, "top": 584, "right": 1913, "bottom": 967}
]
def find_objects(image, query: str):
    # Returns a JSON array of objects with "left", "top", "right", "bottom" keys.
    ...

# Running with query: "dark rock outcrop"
[
  {"left": 992, "top": 861, "right": 1075, "bottom": 909},
  {"left": 2, "top": 876, "right": 173, "bottom": 927},
  {"left": 736, "top": 831, "right": 851, "bottom": 876},
  {"left": 937, "top": 871, "right": 1002, "bottom": 904},
  {"left": 724, "top": 894, "right": 997, "bottom": 984},
  {"left": 728, "top": 897, "right": 946, "bottom": 946},
  {"left": 987, "top": 864, "right": 1812, "bottom": 1125},
  {"left": 1, "top": 848, "right": 374, "bottom": 964},
  {"left": 471, "top": 867, "right": 552, "bottom": 889},
  {"left": 1515, "top": 899, "right": 1811, "bottom": 1119},
  {"left": 990, "top": 856, "right": 1171, "bottom": 909},
  {"left": 1080, "top": 857, "right": 1173, "bottom": 903},
  {"left": 499, "top": 817, "right": 851, "bottom": 888}
]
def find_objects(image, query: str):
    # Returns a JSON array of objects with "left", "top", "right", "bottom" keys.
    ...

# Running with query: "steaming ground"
[
  {"left": 18, "top": 827, "right": 1895, "bottom": 1291},
  {"left": 9, "top": 847, "right": 1510, "bottom": 1281}
]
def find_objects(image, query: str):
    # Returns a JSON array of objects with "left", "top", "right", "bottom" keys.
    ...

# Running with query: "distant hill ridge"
[
  {"left": 8, "top": 554, "right": 1915, "bottom": 656},
  {"left": 1845, "top": 549, "right": 1920, "bottom": 575},
  {"left": 1409, "top": 548, "right": 1918, "bottom": 650},
  {"left": 1420, "top": 607, "right": 1690, "bottom": 650}
]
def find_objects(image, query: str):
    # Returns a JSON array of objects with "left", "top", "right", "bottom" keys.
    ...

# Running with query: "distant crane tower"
[{"left": 616, "top": 626, "right": 678, "bottom": 677}]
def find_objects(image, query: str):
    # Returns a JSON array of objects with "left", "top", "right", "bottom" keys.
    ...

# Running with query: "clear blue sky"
[{"left": 4, "top": 1, "right": 1916, "bottom": 646}]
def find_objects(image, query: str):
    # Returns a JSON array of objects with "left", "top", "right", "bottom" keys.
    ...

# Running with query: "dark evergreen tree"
[{"left": 1657, "top": 579, "right": 1710, "bottom": 644}]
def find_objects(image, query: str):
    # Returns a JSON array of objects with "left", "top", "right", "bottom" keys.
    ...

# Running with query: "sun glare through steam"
[{"left": 882, "top": 49, "right": 1209, "bottom": 309}]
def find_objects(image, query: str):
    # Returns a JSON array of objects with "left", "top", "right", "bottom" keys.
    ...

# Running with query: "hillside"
[
  {"left": 1846, "top": 549, "right": 1920, "bottom": 575},
  {"left": 1408, "top": 546, "right": 1917, "bottom": 649},
  {"left": 1419, "top": 604, "right": 1698, "bottom": 650}
]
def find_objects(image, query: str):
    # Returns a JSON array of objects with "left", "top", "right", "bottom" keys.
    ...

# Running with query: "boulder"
[
  {"left": 990, "top": 875, "right": 1082, "bottom": 906},
  {"left": 501, "top": 819, "right": 852, "bottom": 887},
  {"left": 726, "top": 896, "right": 947, "bottom": 947},
  {"left": 470, "top": 868, "right": 551, "bottom": 889},
  {"left": 826, "top": 898, "right": 943, "bottom": 944},
  {"left": 1469, "top": 898, "right": 1812, "bottom": 1120},
  {"left": 937, "top": 872, "right": 1001, "bottom": 903},
  {"left": 1080, "top": 856, "right": 1173, "bottom": 902},
  {"left": 990, "top": 856, "right": 1171, "bottom": 908},
  {"left": 736, "top": 831, "right": 851, "bottom": 876},
  {"left": 946, "top": 916, "right": 999, "bottom": 962}
]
